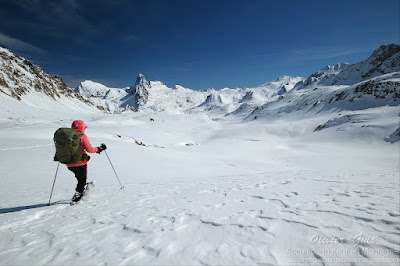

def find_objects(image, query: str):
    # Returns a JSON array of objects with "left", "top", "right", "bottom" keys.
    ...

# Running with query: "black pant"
[{"left": 68, "top": 164, "right": 87, "bottom": 193}]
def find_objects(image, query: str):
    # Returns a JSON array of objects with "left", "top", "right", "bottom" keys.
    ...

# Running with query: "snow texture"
[{"left": 0, "top": 44, "right": 399, "bottom": 265}]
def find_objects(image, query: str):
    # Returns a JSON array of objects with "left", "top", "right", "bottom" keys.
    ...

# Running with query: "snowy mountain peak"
[
  {"left": 295, "top": 43, "right": 400, "bottom": 90},
  {"left": 0, "top": 46, "right": 70, "bottom": 101},
  {"left": 320, "top": 63, "right": 350, "bottom": 73},
  {"left": 275, "top": 75, "right": 296, "bottom": 82},
  {"left": 258, "top": 76, "right": 305, "bottom": 96},
  {"left": 75, "top": 80, "right": 111, "bottom": 98},
  {"left": 135, "top": 73, "right": 149, "bottom": 88},
  {"left": 130, "top": 73, "right": 150, "bottom": 107},
  {"left": 0, "top": 46, "right": 13, "bottom": 57},
  {"left": 368, "top": 43, "right": 400, "bottom": 66},
  {"left": 260, "top": 76, "right": 304, "bottom": 89}
]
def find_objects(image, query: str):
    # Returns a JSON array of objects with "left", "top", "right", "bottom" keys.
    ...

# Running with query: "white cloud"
[
  {"left": 246, "top": 46, "right": 373, "bottom": 64},
  {"left": 287, "top": 46, "right": 372, "bottom": 62},
  {"left": 0, "top": 33, "right": 46, "bottom": 55}
]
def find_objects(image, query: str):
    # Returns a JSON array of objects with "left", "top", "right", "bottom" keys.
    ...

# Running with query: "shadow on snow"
[{"left": 0, "top": 201, "right": 69, "bottom": 214}]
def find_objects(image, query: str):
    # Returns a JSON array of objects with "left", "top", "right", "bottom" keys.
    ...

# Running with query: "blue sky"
[{"left": 0, "top": 0, "right": 398, "bottom": 90}]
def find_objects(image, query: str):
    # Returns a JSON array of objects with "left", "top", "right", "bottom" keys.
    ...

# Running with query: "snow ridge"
[{"left": 296, "top": 44, "right": 400, "bottom": 89}]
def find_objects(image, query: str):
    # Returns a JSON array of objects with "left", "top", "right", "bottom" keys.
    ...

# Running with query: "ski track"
[{"left": 1, "top": 171, "right": 399, "bottom": 265}]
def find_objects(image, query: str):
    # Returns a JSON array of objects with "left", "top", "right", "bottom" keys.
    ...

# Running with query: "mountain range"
[{"left": 0, "top": 44, "right": 399, "bottom": 141}]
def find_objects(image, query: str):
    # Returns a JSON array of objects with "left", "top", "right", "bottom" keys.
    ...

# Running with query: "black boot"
[{"left": 71, "top": 191, "right": 83, "bottom": 203}]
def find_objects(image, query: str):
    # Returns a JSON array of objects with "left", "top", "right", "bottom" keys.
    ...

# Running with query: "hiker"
[{"left": 55, "top": 120, "right": 107, "bottom": 203}]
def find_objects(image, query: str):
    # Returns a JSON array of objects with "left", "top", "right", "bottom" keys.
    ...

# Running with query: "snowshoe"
[
  {"left": 83, "top": 181, "right": 96, "bottom": 198},
  {"left": 70, "top": 181, "right": 96, "bottom": 205},
  {"left": 70, "top": 191, "right": 83, "bottom": 205}
]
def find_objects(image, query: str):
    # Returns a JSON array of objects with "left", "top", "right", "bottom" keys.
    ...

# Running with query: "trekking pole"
[
  {"left": 104, "top": 150, "right": 124, "bottom": 189},
  {"left": 47, "top": 162, "right": 60, "bottom": 206}
]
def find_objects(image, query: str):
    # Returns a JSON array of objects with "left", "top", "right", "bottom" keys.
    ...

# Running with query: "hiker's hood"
[{"left": 71, "top": 120, "right": 87, "bottom": 134}]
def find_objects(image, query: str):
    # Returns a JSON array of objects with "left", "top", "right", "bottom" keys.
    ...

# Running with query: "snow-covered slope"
[
  {"left": 1, "top": 44, "right": 399, "bottom": 143},
  {"left": 74, "top": 76, "right": 207, "bottom": 113},
  {"left": 239, "top": 44, "right": 400, "bottom": 142},
  {"left": 0, "top": 110, "right": 399, "bottom": 265},
  {"left": 0, "top": 47, "right": 102, "bottom": 115},
  {"left": 75, "top": 80, "right": 133, "bottom": 113},
  {"left": 260, "top": 75, "right": 304, "bottom": 95},
  {"left": 296, "top": 44, "right": 400, "bottom": 89},
  {"left": 0, "top": 45, "right": 304, "bottom": 116},
  {"left": 221, "top": 76, "right": 305, "bottom": 118},
  {"left": 1, "top": 44, "right": 399, "bottom": 265},
  {"left": 73, "top": 45, "right": 398, "bottom": 126},
  {"left": 249, "top": 72, "right": 399, "bottom": 118},
  {"left": 137, "top": 81, "right": 206, "bottom": 112},
  {"left": 74, "top": 73, "right": 304, "bottom": 115},
  {"left": 75, "top": 80, "right": 117, "bottom": 98}
]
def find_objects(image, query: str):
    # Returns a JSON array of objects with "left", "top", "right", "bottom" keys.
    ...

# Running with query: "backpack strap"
[{"left": 77, "top": 133, "right": 89, "bottom": 161}]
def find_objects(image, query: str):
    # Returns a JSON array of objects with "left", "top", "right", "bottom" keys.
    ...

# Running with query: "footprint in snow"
[
  {"left": 122, "top": 224, "right": 142, "bottom": 234},
  {"left": 269, "top": 199, "right": 290, "bottom": 208},
  {"left": 285, "top": 192, "right": 299, "bottom": 197},
  {"left": 250, "top": 195, "right": 265, "bottom": 200}
]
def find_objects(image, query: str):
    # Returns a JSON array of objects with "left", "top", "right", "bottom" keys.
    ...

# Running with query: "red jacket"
[{"left": 66, "top": 120, "right": 99, "bottom": 168}]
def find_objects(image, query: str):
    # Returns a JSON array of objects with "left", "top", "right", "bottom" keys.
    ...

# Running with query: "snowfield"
[
  {"left": 0, "top": 97, "right": 399, "bottom": 265},
  {"left": 1, "top": 44, "right": 399, "bottom": 265}
]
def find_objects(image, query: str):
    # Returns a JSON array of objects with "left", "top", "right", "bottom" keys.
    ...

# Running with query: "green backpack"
[{"left": 53, "top": 128, "right": 84, "bottom": 164}]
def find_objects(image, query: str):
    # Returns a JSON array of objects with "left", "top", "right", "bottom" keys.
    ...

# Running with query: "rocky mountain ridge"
[
  {"left": 0, "top": 44, "right": 398, "bottom": 123},
  {"left": 296, "top": 44, "right": 400, "bottom": 89},
  {"left": 74, "top": 73, "right": 303, "bottom": 114},
  {"left": 73, "top": 45, "right": 399, "bottom": 117},
  {"left": 0, "top": 46, "right": 99, "bottom": 111}
]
